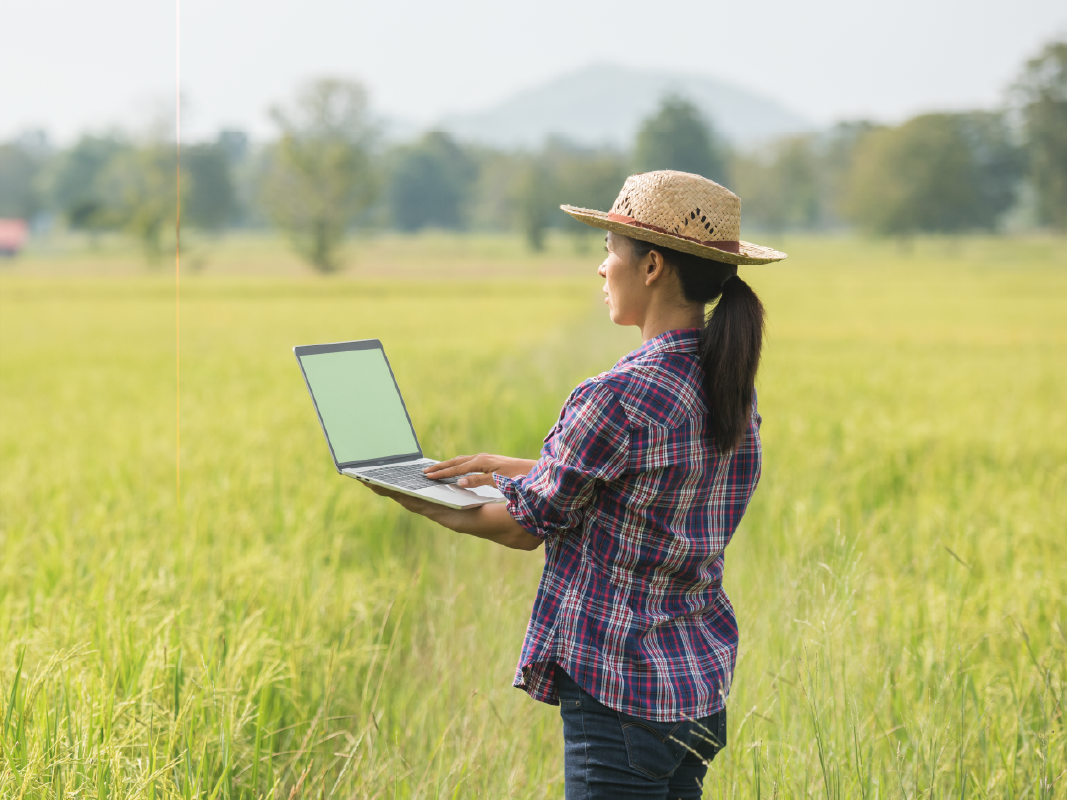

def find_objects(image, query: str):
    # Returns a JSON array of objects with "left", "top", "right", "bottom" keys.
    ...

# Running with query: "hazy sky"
[{"left": 2, "top": 0, "right": 1064, "bottom": 143}]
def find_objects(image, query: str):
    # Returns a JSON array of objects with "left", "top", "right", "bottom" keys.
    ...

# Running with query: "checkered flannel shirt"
[{"left": 494, "top": 328, "right": 762, "bottom": 722}]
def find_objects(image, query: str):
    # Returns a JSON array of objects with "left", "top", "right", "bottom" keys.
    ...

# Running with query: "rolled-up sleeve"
[{"left": 494, "top": 380, "right": 630, "bottom": 539}]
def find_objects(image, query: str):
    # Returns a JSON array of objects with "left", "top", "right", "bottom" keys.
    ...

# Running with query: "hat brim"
[{"left": 561, "top": 205, "right": 787, "bottom": 266}]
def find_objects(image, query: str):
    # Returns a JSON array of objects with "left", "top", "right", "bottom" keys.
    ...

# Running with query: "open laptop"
[{"left": 294, "top": 339, "right": 504, "bottom": 509}]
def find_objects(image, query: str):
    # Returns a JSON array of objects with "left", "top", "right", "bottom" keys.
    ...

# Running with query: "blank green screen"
[{"left": 300, "top": 348, "right": 419, "bottom": 463}]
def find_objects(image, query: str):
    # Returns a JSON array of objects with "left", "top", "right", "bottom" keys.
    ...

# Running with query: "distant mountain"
[{"left": 438, "top": 64, "right": 811, "bottom": 150}]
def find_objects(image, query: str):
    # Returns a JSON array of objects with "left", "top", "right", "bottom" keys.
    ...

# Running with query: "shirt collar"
[{"left": 616, "top": 327, "right": 701, "bottom": 366}]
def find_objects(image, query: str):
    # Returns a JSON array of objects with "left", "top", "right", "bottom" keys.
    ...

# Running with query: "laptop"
[{"left": 294, "top": 339, "right": 505, "bottom": 510}]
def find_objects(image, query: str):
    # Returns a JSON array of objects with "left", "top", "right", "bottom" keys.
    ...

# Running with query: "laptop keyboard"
[{"left": 360, "top": 463, "right": 464, "bottom": 490}]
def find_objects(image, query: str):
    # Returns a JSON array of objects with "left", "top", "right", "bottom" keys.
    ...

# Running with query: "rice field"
[{"left": 1, "top": 233, "right": 1065, "bottom": 798}]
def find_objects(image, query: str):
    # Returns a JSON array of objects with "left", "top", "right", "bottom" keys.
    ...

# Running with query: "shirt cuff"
[{"left": 493, "top": 473, "right": 549, "bottom": 540}]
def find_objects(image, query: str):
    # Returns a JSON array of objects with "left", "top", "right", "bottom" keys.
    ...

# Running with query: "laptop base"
[{"left": 345, "top": 458, "right": 505, "bottom": 510}]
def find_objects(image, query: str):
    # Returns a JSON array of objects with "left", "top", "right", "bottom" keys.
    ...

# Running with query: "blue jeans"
[{"left": 554, "top": 666, "right": 727, "bottom": 799}]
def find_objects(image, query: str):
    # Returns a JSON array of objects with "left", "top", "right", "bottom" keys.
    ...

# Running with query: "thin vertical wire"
[{"left": 175, "top": 0, "right": 181, "bottom": 504}]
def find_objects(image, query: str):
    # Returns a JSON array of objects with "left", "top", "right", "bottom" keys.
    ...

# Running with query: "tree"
[
  {"left": 1012, "top": 39, "right": 1067, "bottom": 229},
  {"left": 515, "top": 161, "right": 551, "bottom": 252},
  {"left": 731, "top": 136, "right": 820, "bottom": 232},
  {"left": 842, "top": 112, "right": 1022, "bottom": 236},
  {"left": 260, "top": 79, "right": 378, "bottom": 272},
  {"left": 551, "top": 146, "right": 627, "bottom": 218},
  {"left": 95, "top": 144, "right": 185, "bottom": 261},
  {"left": 386, "top": 132, "right": 475, "bottom": 231},
  {"left": 507, "top": 139, "right": 628, "bottom": 251},
  {"left": 543, "top": 139, "right": 628, "bottom": 246},
  {"left": 0, "top": 141, "right": 43, "bottom": 220},
  {"left": 183, "top": 142, "right": 239, "bottom": 231},
  {"left": 958, "top": 113, "right": 1025, "bottom": 226},
  {"left": 466, "top": 149, "right": 525, "bottom": 232},
  {"left": 40, "top": 135, "right": 125, "bottom": 229},
  {"left": 633, "top": 95, "right": 728, "bottom": 183}
]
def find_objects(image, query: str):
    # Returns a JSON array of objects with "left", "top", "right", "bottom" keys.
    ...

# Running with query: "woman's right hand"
[{"left": 424, "top": 454, "right": 537, "bottom": 488}]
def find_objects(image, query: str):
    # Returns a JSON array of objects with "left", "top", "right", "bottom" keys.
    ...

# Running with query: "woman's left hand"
[
  {"left": 360, "top": 479, "right": 542, "bottom": 551},
  {"left": 363, "top": 482, "right": 452, "bottom": 521}
]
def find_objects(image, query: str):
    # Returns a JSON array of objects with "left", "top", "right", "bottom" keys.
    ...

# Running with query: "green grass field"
[{"left": 2, "top": 234, "right": 1065, "bottom": 798}]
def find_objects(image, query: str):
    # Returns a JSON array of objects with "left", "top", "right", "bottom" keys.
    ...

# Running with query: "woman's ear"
[{"left": 645, "top": 250, "right": 668, "bottom": 284}]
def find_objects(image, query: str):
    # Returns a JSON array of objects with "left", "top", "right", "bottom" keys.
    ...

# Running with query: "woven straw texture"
[{"left": 561, "top": 170, "right": 787, "bottom": 266}]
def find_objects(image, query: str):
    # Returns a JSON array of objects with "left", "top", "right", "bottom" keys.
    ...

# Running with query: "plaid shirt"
[{"left": 494, "top": 328, "right": 762, "bottom": 722}]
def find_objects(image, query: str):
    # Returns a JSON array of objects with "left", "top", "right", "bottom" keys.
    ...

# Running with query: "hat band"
[{"left": 607, "top": 213, "right": 741, "bottom": 254}]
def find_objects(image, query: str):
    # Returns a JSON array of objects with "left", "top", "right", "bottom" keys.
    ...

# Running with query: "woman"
[{"left": 366, "top": 170, "right": 787, "bottom": 798}]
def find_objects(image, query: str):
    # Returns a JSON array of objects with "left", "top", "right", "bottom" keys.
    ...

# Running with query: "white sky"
[{"left": 2, "top": 0, "right": 1064, "bottom": 143}]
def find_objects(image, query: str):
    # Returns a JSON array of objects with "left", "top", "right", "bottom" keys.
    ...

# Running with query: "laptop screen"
[{"left": 297, "top": 342, "right": 420, "bottom": 465}]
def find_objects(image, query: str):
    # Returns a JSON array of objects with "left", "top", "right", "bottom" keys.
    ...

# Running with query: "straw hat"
[{"left": 561, "top": 170, "right": 787, "bottom": 266}]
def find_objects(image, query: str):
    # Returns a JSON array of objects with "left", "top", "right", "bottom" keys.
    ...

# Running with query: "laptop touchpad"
[{"left": 416, "top": 484, "right": 503, "bottom": 504}]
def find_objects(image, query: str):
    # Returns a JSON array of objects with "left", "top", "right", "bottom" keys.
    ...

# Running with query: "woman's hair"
[{"left": 625, "top": 235, "right": 766, "bottom": 454}]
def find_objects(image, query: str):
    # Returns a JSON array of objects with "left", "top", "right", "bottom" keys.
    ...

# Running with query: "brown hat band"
[{"left": 607, "top": 213, "right": 741, "bottom": 254}]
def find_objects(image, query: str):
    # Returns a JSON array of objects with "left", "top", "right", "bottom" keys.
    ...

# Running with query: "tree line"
[{"left": 0, "top": 39, "right": 1063, "bottom": 271}]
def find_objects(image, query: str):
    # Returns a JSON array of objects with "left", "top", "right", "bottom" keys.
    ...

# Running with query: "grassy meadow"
[{"left": 1, "top": 233, "right": 1065, "bottom": 798}]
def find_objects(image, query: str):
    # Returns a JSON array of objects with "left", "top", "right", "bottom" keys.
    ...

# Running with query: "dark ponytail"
[{"left": 626, "top": 236, "right": 766, "bottom": 454}]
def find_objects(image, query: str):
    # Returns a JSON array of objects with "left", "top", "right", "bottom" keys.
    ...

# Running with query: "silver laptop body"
[{"left": 294, "top": 339, "right": 504, "bottom": 510}]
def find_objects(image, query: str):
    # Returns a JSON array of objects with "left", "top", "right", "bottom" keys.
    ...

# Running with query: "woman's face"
[{"left": 598, "top": 233, "right": 651, "bottom": 327}]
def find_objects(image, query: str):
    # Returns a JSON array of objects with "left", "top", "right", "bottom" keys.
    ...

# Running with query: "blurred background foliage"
[
  {"left": 1012, "top": 40, "right": 1067, "bottom": 230},
  {"left": 259, "top": 80, "right": 379, "bottom": 273},
  {"left": 0, "top": 39, "right": 1064, "bottom": 271}
]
